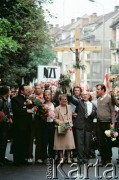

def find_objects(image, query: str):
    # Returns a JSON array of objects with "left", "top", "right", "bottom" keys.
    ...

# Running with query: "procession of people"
[{"left": 0, "top": 82, "right": 119, "bottom": 167}]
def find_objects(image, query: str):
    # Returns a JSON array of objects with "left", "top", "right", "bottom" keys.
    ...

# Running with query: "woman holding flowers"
[
  {"left": 42, "top": 90, "right": 55, "bottom": 162},
  {"left": 54, "top": 94, "right": 75, "bottom": 164},
  {"left": 33, "top": 84, "right": 45, "bottom": 164}
]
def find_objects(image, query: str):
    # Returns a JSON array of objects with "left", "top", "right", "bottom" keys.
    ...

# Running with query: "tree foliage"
[
  {"left": 0, "top": 18, "right": 20, "bottom": 54},
  {"left": 0, "top": 0, "right": 54, "bottom": 87}
]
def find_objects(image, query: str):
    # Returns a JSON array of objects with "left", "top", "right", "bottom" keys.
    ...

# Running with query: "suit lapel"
[
  {"left": 15, "top": 95, "right": 26, "bottom": 107},
  {"left": 80, "top": 100, "right": 86, "bottom": 111}
]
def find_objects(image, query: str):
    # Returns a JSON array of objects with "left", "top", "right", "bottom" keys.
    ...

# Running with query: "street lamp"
[{"left": 89, "top": 0, "right": 105, "bottom": 82}]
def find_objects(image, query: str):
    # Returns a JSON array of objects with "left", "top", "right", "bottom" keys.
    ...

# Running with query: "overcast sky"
[{"left": 45, "top": 0, "right": 119, "bottom": 26}]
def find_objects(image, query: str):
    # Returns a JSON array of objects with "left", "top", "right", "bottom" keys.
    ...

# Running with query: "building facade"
[{"left": 51, "top": 7, "right": 119, "bottom": 89}]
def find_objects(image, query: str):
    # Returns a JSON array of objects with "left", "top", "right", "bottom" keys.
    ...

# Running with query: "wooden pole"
[
  {"left": 75, "top": 68, "right": 80, "bottom": 86},
  {"left": 75, "top": 28, "right": 80, "bottom": 85}
]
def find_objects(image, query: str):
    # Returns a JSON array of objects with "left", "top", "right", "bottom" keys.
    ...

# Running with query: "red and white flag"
[{"left": 104, "top": 71, "right": 110, "bottom": 89}]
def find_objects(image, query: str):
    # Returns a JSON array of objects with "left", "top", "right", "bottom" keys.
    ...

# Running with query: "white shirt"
[{"left": 85, "top": 101, "right": 93, "bottom": 116}]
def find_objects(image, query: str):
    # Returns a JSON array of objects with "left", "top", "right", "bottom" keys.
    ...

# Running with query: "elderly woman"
[{"left": 54, "top": 94, "right": 75, "bottom": 164}]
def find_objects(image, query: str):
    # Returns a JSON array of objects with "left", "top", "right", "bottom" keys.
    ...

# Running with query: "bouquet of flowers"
[
  {"left": 0, "top": 112, "right": 5, "bottom": 122},
  {"left": 28, "top": 95, "right": 42, "bottom": 108},
  {"left": 58, "top": 122, "right": 72, "bottom": 134},
  {"left": 65, "top": 122, "right": 72, "bottom": 131},
  {"left": 0, "top": 112, "right": 8, "bottom": 122},
  {"left": 105, "top": 129, "right": 118, "bottom": 141},
  {"left": 40, "top": 105, "right": 56, "bottom": 121},
  {"left": 24, "top": 96, "right": 42, "bottom": 111},
  {"left": 24, "top": 99, "right": 32, "bottom": 106},
  {"left": 41, "top": 104, "right": 49, "bottom": 118},
  {"left": 47, "top": 109, "right": 55, "bottom": 119},
  {"left": 25, "top": 95, "right": 43, "bottom": 120},
  {"left": 109, "top": 75, "right": 117, "bottom": 88},
  {"left": 33, "top": 97, "right": 42, "bottom": 108},
  {"left": 58, "top": 74, "right": 71, "bottom": 88},
  {"left": 58, "top": 71, "right": 73, "bottom": 94}
]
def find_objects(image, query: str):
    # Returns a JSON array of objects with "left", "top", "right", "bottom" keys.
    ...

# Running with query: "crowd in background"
[{"left": 0, "top": 83, "right": 119, "bottom": 167}]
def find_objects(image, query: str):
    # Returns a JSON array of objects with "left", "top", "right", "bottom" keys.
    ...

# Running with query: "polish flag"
[{"left": 104, "top": 71, "right": 110, "bottom": 89}]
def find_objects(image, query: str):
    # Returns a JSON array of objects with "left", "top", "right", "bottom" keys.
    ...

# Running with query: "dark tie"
[{"left": 84, "top": 102, "right": 88, "bottom": 118}]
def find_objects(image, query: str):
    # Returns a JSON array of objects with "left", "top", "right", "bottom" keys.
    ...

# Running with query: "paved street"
[{"left": 0, "top": 142, "right": 119, "bottom": 180}]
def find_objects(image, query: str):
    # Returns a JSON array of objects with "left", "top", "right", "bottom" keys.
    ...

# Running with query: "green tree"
[
  {"left": 0, "top": 0, "right": 54, "bottom": 86},
  {"left": 0, "top": 18, "right": 21, "bottom": 86},
  {"left": 0, "top": 18, "right": 20, "bottom": 54},
  {"left": 25, "top": 48, "right": 56, "bottom": 83}
]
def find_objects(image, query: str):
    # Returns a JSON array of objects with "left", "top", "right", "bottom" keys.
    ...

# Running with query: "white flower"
[
  {"left": 23, "top": 106, "right": 26, "bottom": 108},
  {"left": 105, "top": 129, "right": 118, "bottom": 141},
  {"left": 105, "top": 130, "right": 111, "bottom": 137}
]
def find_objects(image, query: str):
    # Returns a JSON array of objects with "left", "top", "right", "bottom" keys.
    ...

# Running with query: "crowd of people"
[{"left": 0, "top": 83, "right": 119, "bottom": 167}]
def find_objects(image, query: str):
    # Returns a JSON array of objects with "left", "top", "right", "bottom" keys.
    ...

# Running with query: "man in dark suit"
[
  {"left": 11, "top": 84, "right": 36, "bottom": 165},
  {"left": 70, "top": 86, "right": 82, "bottom": 163},
  {"left": 70, "top": 90, "right": 97, "bottom": 164}
]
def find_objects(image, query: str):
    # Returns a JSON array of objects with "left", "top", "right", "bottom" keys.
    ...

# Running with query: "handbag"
[
  {"left": 57, "top": 124, "right": 66, "bottom": 134},
  {"left": 57, "top": 122, "right": 71, "bottom": 135},
  {"left": 56, "top": 106, "right": 71, "bottom": 135}
]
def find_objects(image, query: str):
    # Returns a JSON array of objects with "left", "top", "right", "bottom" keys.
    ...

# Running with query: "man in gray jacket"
[{"left": 96, "top": 84, "right": 115, "bottom": 165}]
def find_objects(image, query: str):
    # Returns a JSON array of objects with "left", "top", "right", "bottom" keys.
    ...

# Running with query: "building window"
[
  {"left": 92, "top": 62, "right": 101, "bottom": 79},
  {"left": 87, "top": 54, "right": 90, "bottom": 59}
]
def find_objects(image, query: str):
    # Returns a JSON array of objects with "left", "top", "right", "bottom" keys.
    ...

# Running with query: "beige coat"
[{"left": 54, "top": 105, "right": 75, "bottom": 150}]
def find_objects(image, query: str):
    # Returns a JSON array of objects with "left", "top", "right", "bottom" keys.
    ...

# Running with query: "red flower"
[{"left": 0, "top": 112, "right": 5, "bottom": 122}]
